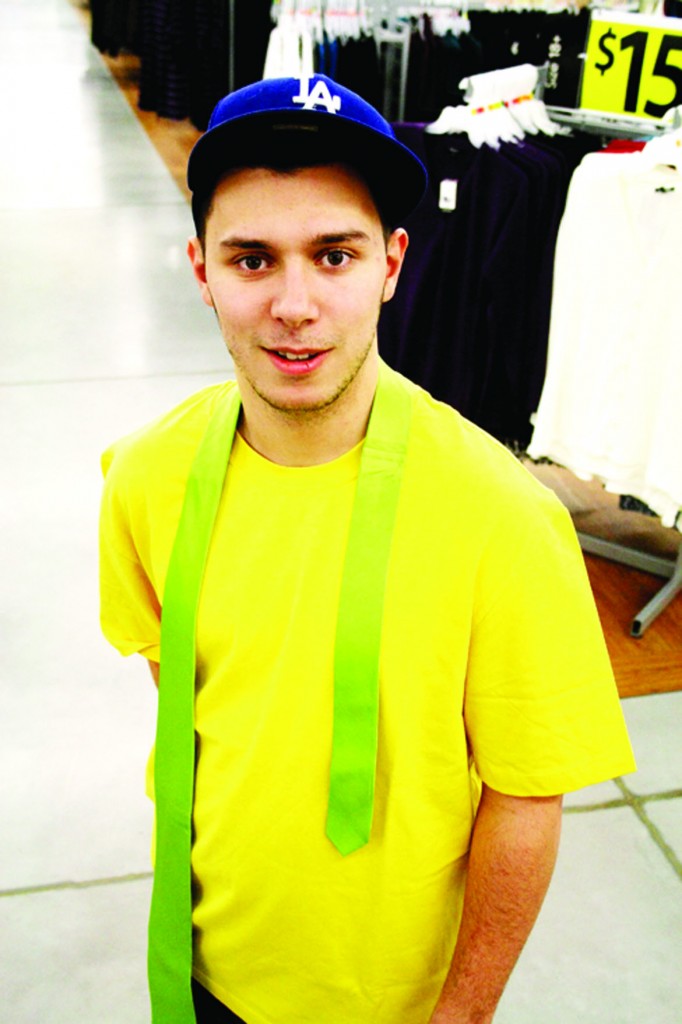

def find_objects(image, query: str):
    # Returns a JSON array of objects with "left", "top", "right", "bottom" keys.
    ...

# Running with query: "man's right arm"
[{"left": 428, "top": 785, "right": 563, "bottom": 1023}]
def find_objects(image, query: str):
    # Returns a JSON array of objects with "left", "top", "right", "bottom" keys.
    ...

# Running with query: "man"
[{"left": 99, "top": 75, "right": 635, "bottom": 1024}]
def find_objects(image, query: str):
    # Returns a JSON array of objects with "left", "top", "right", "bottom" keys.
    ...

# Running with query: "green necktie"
[{"left": 148, "top": 362, "right": 412, "bottom": 1023}]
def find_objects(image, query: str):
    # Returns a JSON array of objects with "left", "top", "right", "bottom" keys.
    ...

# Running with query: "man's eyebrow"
[
  {"left": 218, "top": 230, "right": 372, "bottom": 250},
  {"left": 219, "top": 237, "right": 273, "bottom": 251},
  {"left": 312, "top": 231, "right": 372, "bottom": 246}
]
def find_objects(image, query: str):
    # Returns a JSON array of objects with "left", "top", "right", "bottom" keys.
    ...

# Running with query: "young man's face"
[{"left": 188, "top": 164, "right": 407, "bottom": 423}]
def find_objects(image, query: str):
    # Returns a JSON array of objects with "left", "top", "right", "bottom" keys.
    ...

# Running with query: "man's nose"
[{"left": 270, "top": 264, "right": 319, "bottom": 327}]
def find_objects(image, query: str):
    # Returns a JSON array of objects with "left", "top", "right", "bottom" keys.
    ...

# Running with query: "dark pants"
[{"left": 192, "top": 979, "right": 247, "bottom": 1023}]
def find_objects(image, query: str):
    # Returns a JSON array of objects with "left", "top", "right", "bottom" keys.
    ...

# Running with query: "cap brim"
[{"left": 188, "top": 109, "right": 427, "bottom": 228}]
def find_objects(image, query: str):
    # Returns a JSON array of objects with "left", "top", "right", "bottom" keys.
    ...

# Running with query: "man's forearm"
[{"left": 429, "top": 784, "right": 563, "bottom": 1024}]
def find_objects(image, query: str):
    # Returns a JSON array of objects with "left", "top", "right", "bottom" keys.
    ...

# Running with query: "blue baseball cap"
[{"left": 187, "top": 75, "right": 427, "bottom": 230}]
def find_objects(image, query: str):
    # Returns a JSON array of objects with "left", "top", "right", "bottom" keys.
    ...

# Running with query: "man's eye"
[
  {"left": 238, "top": 255, "right": 267, "bottom": 271},
  {"left": 323, "top": 250, "right": 351, "bottom": 268}
]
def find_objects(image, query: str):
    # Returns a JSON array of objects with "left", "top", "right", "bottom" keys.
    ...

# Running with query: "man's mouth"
[
  {"left": 274, "top": 351, "right": 319, "bottom": 361},
  {"left": 266, "top": 349, "right": 330, "bottom": 375}
]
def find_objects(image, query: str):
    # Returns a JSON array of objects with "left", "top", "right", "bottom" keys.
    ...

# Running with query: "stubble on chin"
[{"left": 227, "top": 333, "right": 378, "bottom": 421}]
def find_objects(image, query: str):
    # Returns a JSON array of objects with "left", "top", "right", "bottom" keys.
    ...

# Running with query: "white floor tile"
[
  {"left": 0, "top": 69, "right": 184, "bottom": 212},
  {"left": 0, "top": 0, "right": 78, "bottom": 35},
  {"left": 0, "top": 880, "right": 151, "bottom": 1024},
  {"left": 0, "top": 1, "right": 183, "bottom": 213},
  {"left": 563, "top": 779, "right": 623, "bottom": 809},
  {"left": 620, "top": 692, "right": 682, "bottom": 795},
  {"left": 495, "top": 807, "right": 682, "bottom": 1024},
  {"left": 644, "top": 798, "right": 682, "bottom": 866},
  {"left": 0, "top": 375, "right": 228, "bottom": 888},
  {"left": 0, "top": 206, "right": 229, "bottom": 384},
  {"left": 0, "top": 1, "right": 92, "bottom": 62}
]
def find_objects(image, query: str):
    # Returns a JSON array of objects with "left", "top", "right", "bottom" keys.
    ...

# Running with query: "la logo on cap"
[{"left": 292, "top": 76, "right": 342, "bottom": 114}]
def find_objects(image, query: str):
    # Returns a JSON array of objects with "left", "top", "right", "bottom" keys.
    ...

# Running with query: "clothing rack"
[
  {"left": 538, "top": 106, "right": 682, "bottom": 634},
  {"left": 374, "top": 22, "right": 411, "bottom": 121},
  {"left": 578, "top": 534, "right": 682, "bottom": 637},
  {"left": 459, "top": 60, "right": 548, "bottom": 101},
  {"left": 546, "top": 103, "right": 682, "bottom": 138}
]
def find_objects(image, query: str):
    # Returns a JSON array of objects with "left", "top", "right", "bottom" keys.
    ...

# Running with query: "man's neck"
[{"left": 237, "top": 361, "right": 379, "bottom": 467}]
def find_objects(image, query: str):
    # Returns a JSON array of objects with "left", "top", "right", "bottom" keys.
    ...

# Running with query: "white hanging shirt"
[{"left": 528, "top": 150, "right": 682, "bottom": 529}]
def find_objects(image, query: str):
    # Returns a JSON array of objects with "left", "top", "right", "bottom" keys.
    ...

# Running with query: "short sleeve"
[
  {"left": 97, "top": 381, "right": 235, "bottom": 666},
  {"left": 464, "top": 495, "right": 636, "bottom": 796},
  {"left": 99, "top": 443, "right": 161, "bottom": 662}
]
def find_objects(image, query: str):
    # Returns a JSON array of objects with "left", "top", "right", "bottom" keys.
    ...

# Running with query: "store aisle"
[
  {"left": 0, "top": 0, "right": 229, "bottom": 1020},
  {"left": 0, "top": 2, "right": 680, "bottom": 1021}
]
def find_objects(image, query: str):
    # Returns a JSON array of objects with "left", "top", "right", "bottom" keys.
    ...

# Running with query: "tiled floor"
[{"left": 1, "top": 2, "right": 680, "bottom": 1021}]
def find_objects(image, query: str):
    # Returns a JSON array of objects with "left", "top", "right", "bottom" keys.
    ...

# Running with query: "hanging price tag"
[
  {"left": 439, "top": 179, "right": 458, "bottom": 212},
  {"left": 581, "top": 10, "right": 682, "bottom": 121}
]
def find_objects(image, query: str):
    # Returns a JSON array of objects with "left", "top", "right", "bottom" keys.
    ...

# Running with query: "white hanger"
[
  {"left": 460, "top": 68, "right": 525, "bottom": 148},
  {"left": 426, "top": 64, "right": 562, "bottom": 149},
  {"left": 426, "top": 105, "right": 471, "bottom": 135},
  {"left": 500, "top": 65, "right": 561, "bottom": 137}
]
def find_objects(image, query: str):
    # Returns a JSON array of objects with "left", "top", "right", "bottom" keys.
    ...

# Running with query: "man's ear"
[
  {"left": 382, "top": 228, "right": 409, "bottom": 304},
  {"left": 187, "top": 236, "right": 214, "bottom": 309}
]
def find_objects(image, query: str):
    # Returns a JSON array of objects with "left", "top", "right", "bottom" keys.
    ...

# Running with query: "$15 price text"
[{"left": 581, "top": 11, "right": 682, "bottom": 120}]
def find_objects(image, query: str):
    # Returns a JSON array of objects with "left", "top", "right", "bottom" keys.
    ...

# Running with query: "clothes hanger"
[
  {"left": 460, "top": 67, "right": 526, "bottom": 148},
  {"left": 503, "top": 66, "right": 561, "bottom": 137},
  {"left": 426, "top": 105, "right": 471, "bottom": 135},
  {"left": 426, "top": 64, "right": 562, "bottom": 149}
]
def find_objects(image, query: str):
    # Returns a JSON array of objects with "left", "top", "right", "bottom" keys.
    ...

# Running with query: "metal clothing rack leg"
[
  {"left": 578, "top": 533, "right": 682, "bottom": 638},
  {"left": 374, "top": 24, "right": 410, "bottom": 123}
]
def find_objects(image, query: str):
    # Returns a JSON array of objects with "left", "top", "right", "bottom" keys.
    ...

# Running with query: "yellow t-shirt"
[{"left": 100, "top": 369, "right": 635, "bottom": 1024}]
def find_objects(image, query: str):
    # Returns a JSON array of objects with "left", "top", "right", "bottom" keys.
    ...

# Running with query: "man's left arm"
[{"left": 429, "top": 784, "right": 563, "bottom": 1024}]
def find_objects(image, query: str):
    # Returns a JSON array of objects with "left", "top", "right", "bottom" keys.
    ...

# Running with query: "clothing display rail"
[
  {"left": 547, "top": 102, "right": 682, "bottom": 138},
  {"left": 578, "top": 534, "right": 682, "bottom": 637},
  {"left": 426, "top": 62, "right": 560, "bottom": 144},
  {"left": 417, "top": 60, "right": 682, "bottom": 636},
  {"left": 527, "top": 111, "right": 682, "bottom": 635},
  {"left": 91, "top": 1, "right": 592, "bottom": 126},
  {"left": 374, "top": 22, "right": 411, "bottom": 121}
]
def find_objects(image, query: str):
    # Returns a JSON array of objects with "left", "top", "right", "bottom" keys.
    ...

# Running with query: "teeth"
[{"left": 276, "top": 351, "right": 316, "bottom": 361}]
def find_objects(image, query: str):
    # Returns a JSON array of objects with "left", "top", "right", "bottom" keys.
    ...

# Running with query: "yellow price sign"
[{"left": 581, "top": 10, "right": 682, "bottom": 121}]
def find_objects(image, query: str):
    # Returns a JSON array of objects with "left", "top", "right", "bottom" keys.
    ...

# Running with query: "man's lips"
[{"left": 265, "top": 348, "right": 330, "bottom": 376}]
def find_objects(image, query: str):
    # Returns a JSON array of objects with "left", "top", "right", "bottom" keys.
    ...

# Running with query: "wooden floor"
[
  {"left": 526, "top": 462, "right": 682, "bottom": 698},
  {"left": 87, "top": 16, "right": 682, "bottom": 701},
  {"left": 586, "top": 557, "right": 681, "bottom": 698}
]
